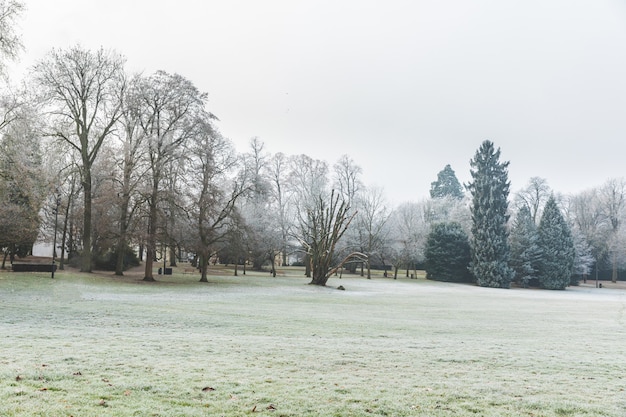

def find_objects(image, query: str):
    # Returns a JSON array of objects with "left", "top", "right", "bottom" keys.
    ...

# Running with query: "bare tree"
[
  {"left": 288, "top": 154, "right": 329, "bottom": 275},
  {"left": 186, "top": 119, "right": 246, "bottom": 282},
  {"left": 113, "top": 74, "right": 148, "bottom": 275},
  {"left": 388, "top": 201, "right": 428, "bottom": 278},
  {"left": 333, "top": 154, "right": 363, "bottom": 207},
  {"left": 296, "top": 190, "right": 363, "bottom": 286},
  {"left": 514, "top": 177, "right": 551, "bottom": 224},
  {"left": 289, "top": 154, "right": 328, "bottom": 205},
  {"left": 0, "top": 0, "right": 24, "bottom": 78},
  {"left": 268, "top": 151, "right": 292, "bottom": 266},
  {"left": 354, "top": 186, "right": 389, "bottom": 278},
  {"left": 239, "top": 137, "right": 276, "bottom": 271},
  {"left": 33, "top": 45, "right": 126, "bottom": 272},
  {"left": 599, "top": 178, "right": 626, "bottom": 283},
  {"left": 135, "top": 71, "right": 206, "bottom": 281}
]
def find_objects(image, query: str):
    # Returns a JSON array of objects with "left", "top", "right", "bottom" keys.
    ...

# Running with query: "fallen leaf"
[
  {"left": 124, "top": 390, "right": 131, "bottom": 396},
  {"left": 251, "top": 405, "right": 257, "bottom": 412},
  {"left": 73, "top": 372, "right": 82, "bottom": 376},
  {"left": 98, "top": 399, "right": 107, "bottom": 407},
  {"left": 266, "top": 404, "right": 277, "bottom": 410},
  {"left": 39, "top": 387, "right": 48, "bottom": 391},
  {"left": 202, "top": 386, "right": 215, "bottom": 391},
  {"left": 15, "top": 375, "right": 22, "bottom": 382}
]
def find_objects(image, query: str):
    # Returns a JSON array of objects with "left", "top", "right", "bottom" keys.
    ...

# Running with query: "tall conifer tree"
[
  {"left": 538, "top": 196, "right": 575, "bottom": 290},
  {"left": 467, "top": 140, "right": 514, "bottom": 288}
]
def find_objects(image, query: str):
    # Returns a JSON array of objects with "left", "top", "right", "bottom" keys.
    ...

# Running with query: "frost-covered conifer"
[
  {"left": 509, "top": 205, "right": 542, "bottom": 287},
  {"left": 430, "top": 164, "right": 464, "bottom": 199},
  {"left": 424, "top": 222, "right": 472, "bottom": 283},
  {"left": 538, "top": 196, "right": 575, "bottom": 290},
  {"left": 467, "top": 140, "right": 514, "bottom": 288}
]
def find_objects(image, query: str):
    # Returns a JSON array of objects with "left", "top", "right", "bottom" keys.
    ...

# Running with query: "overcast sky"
[{"left": 11, "top": 0, "right": 626, "bottom": 205}]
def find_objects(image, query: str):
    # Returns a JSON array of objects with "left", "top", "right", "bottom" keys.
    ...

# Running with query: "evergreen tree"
[
  {"left": 538, "top": 196, "right": 575, "bottom": 290},
  {"left": 430, "top": 164, "right": 464, "bottom": 199},
  {"left": 467, "top": 140, "right": 514, "bottom": 288},
  {"left": 509, "top": 205, "right": 542, "bottom": 287},
  {"left": 424, "top": 222, "right": 472, "bottom": 283}
]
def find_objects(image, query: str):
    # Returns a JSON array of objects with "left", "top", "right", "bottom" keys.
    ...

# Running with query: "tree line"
[
  {"left": 424, "top": 141, "right": 624, "bottom": 289},
  {"left": 0, "top": 5, "right": 625, "bottom": 287}
]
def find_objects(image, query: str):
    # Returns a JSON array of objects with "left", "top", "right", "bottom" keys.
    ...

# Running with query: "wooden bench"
[{"left": 12, "top": 263, "right": 57, "bottom": 272}]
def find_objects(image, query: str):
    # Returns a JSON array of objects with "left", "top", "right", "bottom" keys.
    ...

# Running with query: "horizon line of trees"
[{"left": 0, "top": 6, "right": 625, "bottom": 287}]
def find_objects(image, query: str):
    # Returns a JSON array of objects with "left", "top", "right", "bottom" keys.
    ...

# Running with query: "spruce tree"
[
  {"left": 509, "top": 205, "right": 542, "bottom": 287},
  {"left": 424, "top": 222, "right": 472, "bottom": 283},
  {"left": 467, "top": 140, "right": 514, "bottom": 288},
  {"left": 538, "top": 196, "right": 575, "bottom": 290},
  {"left": 430, "top": 164, "right": 464, "bottom": 199}
]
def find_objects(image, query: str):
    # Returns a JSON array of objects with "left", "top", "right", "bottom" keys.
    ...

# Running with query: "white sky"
[{"left": 11, "top": 0, "right": 626, "bottom": 206}]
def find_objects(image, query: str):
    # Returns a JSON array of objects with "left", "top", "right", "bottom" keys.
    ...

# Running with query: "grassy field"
[{"left": 1, "top": 266, "right": 625, "bottom": 416}]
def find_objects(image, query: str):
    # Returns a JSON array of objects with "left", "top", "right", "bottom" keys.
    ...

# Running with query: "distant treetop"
[{"left": 430, "top": 164, "right": 464, "bottom": 199}]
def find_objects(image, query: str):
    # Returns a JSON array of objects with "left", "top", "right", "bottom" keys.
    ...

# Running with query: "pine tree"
[
  {"left": 424, "top": 222, "right": 472, "bottom": 283},
  {"left": 509, "top": 205, "right": 542, "bottom": 287},
  {"left": 430, "top": 164, "right": 464, "bottom": 199},
  {"left": 467, "top": 140, "right": 514, "bottom": 288},
  {"left": 538, "top": 196, "right": 575, "bottom": 290}
]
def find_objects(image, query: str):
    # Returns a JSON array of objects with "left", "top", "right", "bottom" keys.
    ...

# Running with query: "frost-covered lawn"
[{"left": 1, "top": 268, "right": 625, "bottom": 416}]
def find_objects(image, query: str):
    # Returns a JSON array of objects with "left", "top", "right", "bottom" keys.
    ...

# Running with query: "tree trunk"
[
  {"left": 309, "top": 269, "right": 330, "bottom": 286},
  {"left": 114, "top": 236, "right": 127, "bottom": 276},
  {"left": 115, "top": 194, "right": 130, "bottom": 276},
  {"left": 67, "top": 213, "right": 75, "bottom": 262},
  {"left": 169, "top": 245, "right": 177, "bottom": 267},
  {"left": 270, "top": 253, "right": 276, "bottom": 277},
  {"left": 394, "top": 266, "right": 398, "bottom": 279},
  {"left": 199, "top": 251, "right": 209, "bottom": 282},
  {"left": 143, "top": 189, "right": 158, "bottom": 281},
  {"left": 81, "top": 168, "right": 93, "bottom": 272},
  {"left": 59, "top": 188, "right": 72, "bottom": 271},
  {"left": 612, "top": 251, "right": 618, "bottom": 283},
  {"left": 304, "top": 254, "right": 311, "bottom": 277}
]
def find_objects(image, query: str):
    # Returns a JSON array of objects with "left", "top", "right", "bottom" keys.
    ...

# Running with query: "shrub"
[
  {"left": 93, "top": 245, "right": 140, "bottom": 271},
  {"left": 425, "top": 222, "right": 473, "bottom": 283}
]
